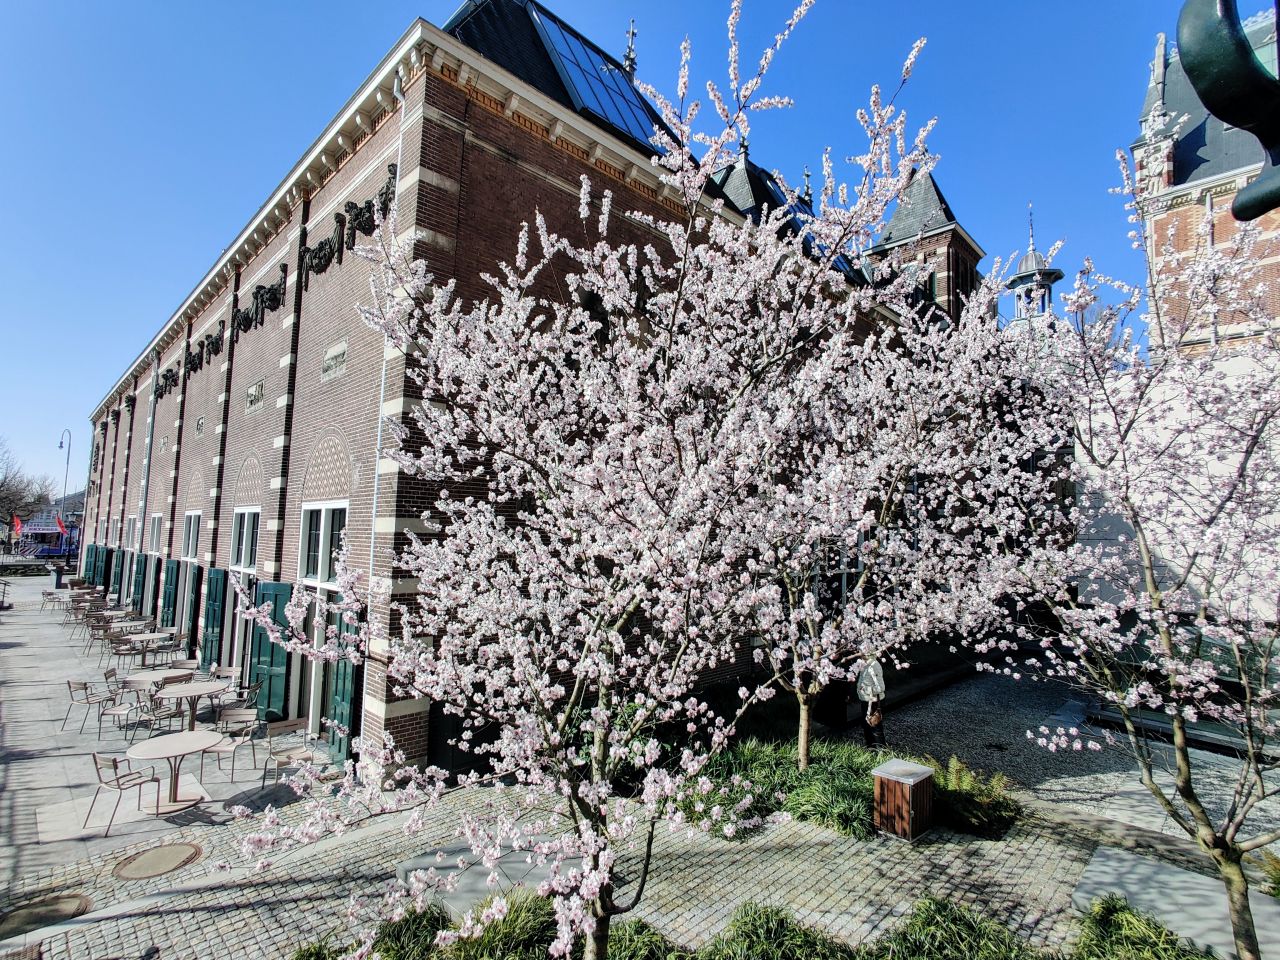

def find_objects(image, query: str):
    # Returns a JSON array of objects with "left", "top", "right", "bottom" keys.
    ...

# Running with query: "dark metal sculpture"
[
  {"left": 232, "top": 263, "right": 289, "bottom": 342},
  {"left": 154, "top": 367, "right": 180, "bottom": 400},
  {"left": 1178, "top": 0, "right": 1280, "bottom": 220},
  {"left": 344, "top": 164, "right": 398, "bottom": 250},
  {"left": 302, "top": 212, "right": 347, "bottom": 289}
]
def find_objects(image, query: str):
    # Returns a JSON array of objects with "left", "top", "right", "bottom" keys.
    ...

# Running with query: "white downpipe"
[{"left": 359, "top": 68, "right": 409, "bottom": 745}]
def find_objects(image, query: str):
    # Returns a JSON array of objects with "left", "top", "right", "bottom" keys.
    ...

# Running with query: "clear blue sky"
[{"left": 1, "top": 0, "right": 1201, "bottom": 488}]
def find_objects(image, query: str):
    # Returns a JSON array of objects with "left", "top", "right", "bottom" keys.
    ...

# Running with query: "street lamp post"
[{"left": 58, "top": 430, "right": 71, "bottom": 557}]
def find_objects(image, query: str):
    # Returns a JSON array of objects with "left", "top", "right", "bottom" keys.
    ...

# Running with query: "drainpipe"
[
  {"left": 361, "top": 66, "right": 409, "bottom": 748},
  {"left": 133, "top": 349, "right": 161, "bottom": 603}
]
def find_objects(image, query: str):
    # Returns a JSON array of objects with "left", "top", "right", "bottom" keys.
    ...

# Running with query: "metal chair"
[
  {"left": 201, "top": 708, "right": 260, "bottom": 781},
  {"left": 62, "top": 680, "right": 116, "bottom": 734},
  {"left": 84, "top": 753, "right": 160, "bottom": 837},
  {"left": 261, "top": 719, "right": 325, "bottom": 786}
]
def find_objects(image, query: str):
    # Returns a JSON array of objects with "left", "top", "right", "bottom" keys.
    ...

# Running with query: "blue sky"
[{"left": 0, "top": 0, "right": 1197, "bottom": 487}]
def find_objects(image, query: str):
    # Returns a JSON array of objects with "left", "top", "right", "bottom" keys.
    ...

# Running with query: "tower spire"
[
  {"left": 1027, "top": 201, "right": 1036, "bottom": 253},
  {"left": 623, "top": 19, "right": 637, "bottom": 75}
]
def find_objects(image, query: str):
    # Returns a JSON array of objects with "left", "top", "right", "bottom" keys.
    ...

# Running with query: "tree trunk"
[
  {"left": 797, "top": 693, "right": 812, "bottom": 771},
  {"left": 1218, "top": 856, "right": 1262, "bottom": 960},
  {"left": 582, "top": 911, "right": 612, "bottom": 960}
]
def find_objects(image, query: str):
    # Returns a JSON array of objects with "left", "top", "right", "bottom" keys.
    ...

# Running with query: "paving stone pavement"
[{"left": 3, "top": 787, "right": 1101, "bottom": 960}]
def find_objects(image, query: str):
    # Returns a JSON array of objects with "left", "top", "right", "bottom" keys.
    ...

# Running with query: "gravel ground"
[{"left": 879, "top": 671, "right": 1280, "bottom": 843}]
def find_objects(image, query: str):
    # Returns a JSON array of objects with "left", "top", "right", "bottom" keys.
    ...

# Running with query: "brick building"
[
  {"left": 1132, "top": 9, "right": 1280, "bottom": 348},
  {"left": 80, "top": 0, "right": 986, "bottom": 768}
]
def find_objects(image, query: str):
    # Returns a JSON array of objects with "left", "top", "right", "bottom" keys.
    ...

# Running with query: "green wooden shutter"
[
  {"left": 324, "top": 604, "right": 362, "bottom": 762},
  {"left": 84, "top": 545, "right": 96, "bottom": 582},
  {"left": 160, "top": 559, "right": 179, "bottom": 628},
  {"left": 131, "top": 554, "right": 147, "bottom": 612},
  {"left": 250, "top": 581, "right": 293, "bottom": 722},
  {"left": 94, "top": 546, "right": 107, "bottom": 586},
  {"left": 184, "top": 565, "right": 203, "bottom": 656},
  {"left": 201, "top": 569, "right": 227, "bottom": 671},
  {"left": 109, "top": 550, "right": 123, "bottom": 594}
]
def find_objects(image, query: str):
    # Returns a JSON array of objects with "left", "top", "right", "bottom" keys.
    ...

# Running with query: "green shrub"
[
  {"left": 856, "top": 897, "right": 1042, "bottom": 960},
  {"left": 608, "top": 917, "right": 692, "bottom": 960},
  {"left": 781, "top": 774, "right": 874, "bottom": 839},
  {"left": 684, "top": 737, "right": 883, "bottom": 838},
  {"left": 289, "top": 937, "right": 350, "bottom": 960},
  {"left": 374, "top": 901, "right": 452, "bottom": 960},
  {"left": 1073, "top": 895, "right": 1212, "bottom": 960},
  {"left": 1256, "top": 849, "right": 1280, "bottom": 900},
  {"left": 701, "top": 903, "right": 858, "bottom": 960},
  {"left": 446, "top": 889, "right": 558, "bottom": 960},
  {"left": 926, "top": 755, "right": 1023, "bottom": 839}
]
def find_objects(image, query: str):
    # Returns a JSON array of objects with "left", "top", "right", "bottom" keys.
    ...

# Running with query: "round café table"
[
  {"left": 155, "top": 681, "right": 231, "bottom": 731},
  {"left": 128, "top": 669, "right": 194, "bottom": 687},
  {"left": 130, "top": 632, "right": 172, "bottom": 667},
  {"left": 126, "top": 729, "right": 223, "bottom": 815}
]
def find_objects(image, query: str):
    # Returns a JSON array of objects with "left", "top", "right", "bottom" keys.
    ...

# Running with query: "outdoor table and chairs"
[
  {"left": 155, "top": 680, "right": 232, "bottom": 731},
  {"left": 129, "top": 632, "right": 174, "bottom": 667},
  {"left": 125, "top": 729, "right": 223, "bottom": 815}
]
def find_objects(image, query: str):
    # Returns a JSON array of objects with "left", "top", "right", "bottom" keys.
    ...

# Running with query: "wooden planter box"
[{"left": 871, "top": 759, "right": 935, "bottom": 841}]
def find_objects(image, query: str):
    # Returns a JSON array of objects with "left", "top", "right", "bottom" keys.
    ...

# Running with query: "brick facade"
[{"left": 82, "top": 13, "right": 701, "bottom": 768}]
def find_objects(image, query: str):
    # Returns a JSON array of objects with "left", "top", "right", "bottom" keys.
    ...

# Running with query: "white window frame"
[
  {"left": 148, "top": 513, "right": 164, "bottom": 554},
  {"left": 298, "top": 500, "right": 348, "bottom": 587},
  {"left": 230, "top": 507, "right": 261, "bottom": 572},
  {"left": 108, "top": 516, "right": 120, "bottom": 547},
  {"left": 181, "top": 511, "right": 202, "bottom": 561},
  {"left": 124, "top": 516, "right": 137, "bottom": 552},
  {"left": 98, "top": 518, "right": 107, "bottom": 543}
]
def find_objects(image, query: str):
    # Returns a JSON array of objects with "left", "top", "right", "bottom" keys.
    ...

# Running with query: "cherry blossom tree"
[
  {"left": 1004, "top": 157, "right": 1280, "bottom": 960},
  {"left": 235, "top": 4, "right": 1057, "bottom": 957}
]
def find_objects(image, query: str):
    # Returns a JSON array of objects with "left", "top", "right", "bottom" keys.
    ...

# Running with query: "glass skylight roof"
[{"left": 527, "top": 2, "right": 659, "bottom": 149}]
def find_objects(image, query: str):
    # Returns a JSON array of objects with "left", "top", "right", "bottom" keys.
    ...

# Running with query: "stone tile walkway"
[{"left": 0, "top": 576, "right": 1273, "bottom": 960}]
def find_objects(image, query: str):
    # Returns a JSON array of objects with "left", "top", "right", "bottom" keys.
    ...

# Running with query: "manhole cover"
[
  {"left": 0, "top": 895, "right": 91, "bottom": 940},
  {"left": 111, "top": 842, "right": 203, "bottom": 880}
]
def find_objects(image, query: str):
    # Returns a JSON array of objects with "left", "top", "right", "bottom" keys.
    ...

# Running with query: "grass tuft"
[
  {"left": 447, "top": 889, "right": 559, "bottom": 960},
  {"left": 373, "top": 901, "right": 452, "bottom": 960},
  {"left": 701, "top": 902, "right": 858, "bottom": 960},
  {"left": 856, "top": 896, "right": 1043, "bottom": 959},
  {"left": 1073, "top": 895, "right": 1213, "bottom": 960}
]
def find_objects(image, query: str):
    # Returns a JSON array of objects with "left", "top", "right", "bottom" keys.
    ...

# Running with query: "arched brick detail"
[
  {"left": 301, "top": 433, "right": 352, "bottom": 502},
  {"left": 233, "top": 455, "right": 265, "bottom": 509},
  {"left": 184, "top": 467, "right": 206, "bottom": 512}
]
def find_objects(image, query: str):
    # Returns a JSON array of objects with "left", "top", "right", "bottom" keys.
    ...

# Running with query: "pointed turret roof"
[{"left": 877, "top": 168, "right": 958, "bottom": 247}]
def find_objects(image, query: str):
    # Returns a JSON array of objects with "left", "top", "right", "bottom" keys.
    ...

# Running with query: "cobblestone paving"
[{"left": 7, "top": 797, "right": 1099, "bottom": 960}]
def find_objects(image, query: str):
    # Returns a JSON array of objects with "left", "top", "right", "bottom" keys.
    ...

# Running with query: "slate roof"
[
  {"left": 1136, "top": 9, "right": 1277, "bottom": 187},
  {"left": 710, "top": 151, "right": 861, "bottom": 281},
  {"left": 869, "top": 168, "right": 960, "bottom": 251},
  {"left": 444, "top": 0, "right": 664, "bottom": 154}
]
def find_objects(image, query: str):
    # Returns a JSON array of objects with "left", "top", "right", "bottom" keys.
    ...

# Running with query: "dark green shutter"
[
  {"left": 94, "top": 546, "right": 107, "bottom": 586},
  {"left": 84, "top": 544, "right": 96, "bottom": 582},
  {"left": 109, "top": 550, "right": 123, "bottom": 594},
  {"left": 184, "top": 565, "right": 203, "bottom": 656},
  {"left": 131, "top": 554, "right": 147, "bottom": 612},
  {"left": 160, "top": 559, "right": 179, "bottom": 628},
  {"left": 250, "top": 581, "right": 293, "bottom": 722},
  {"left": 201, "top": 569, "right": 227, "bottom": 671},
  {"left": 324, "top": 603, "right": 362, "bottom": 762}
]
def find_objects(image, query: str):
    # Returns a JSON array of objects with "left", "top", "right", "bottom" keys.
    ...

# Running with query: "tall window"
[
  {"left": 230, "top": 508, "right": 260, "bottom": 571},
  {"left": 108, "top": 517, "right": 120, "bottom": 547},
  {"left": 125, "top": 516, "right": 137, "bottom": 552},
  {"left": 181, "top": 511, "right": 201, "bottom": 560},
  {"left": 148, "top": 514, "right": 163, "bottom": 554},
  {"left": 300, "top": 504, "right": 347, "bottom": 584}
]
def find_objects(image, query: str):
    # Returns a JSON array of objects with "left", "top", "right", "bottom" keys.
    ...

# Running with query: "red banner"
[
  {"left": 12, "top": 515, "right": 21, "bottom": 536},
  {"left": 56, "top": 515, "right": 67, "bottom": 536}
]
